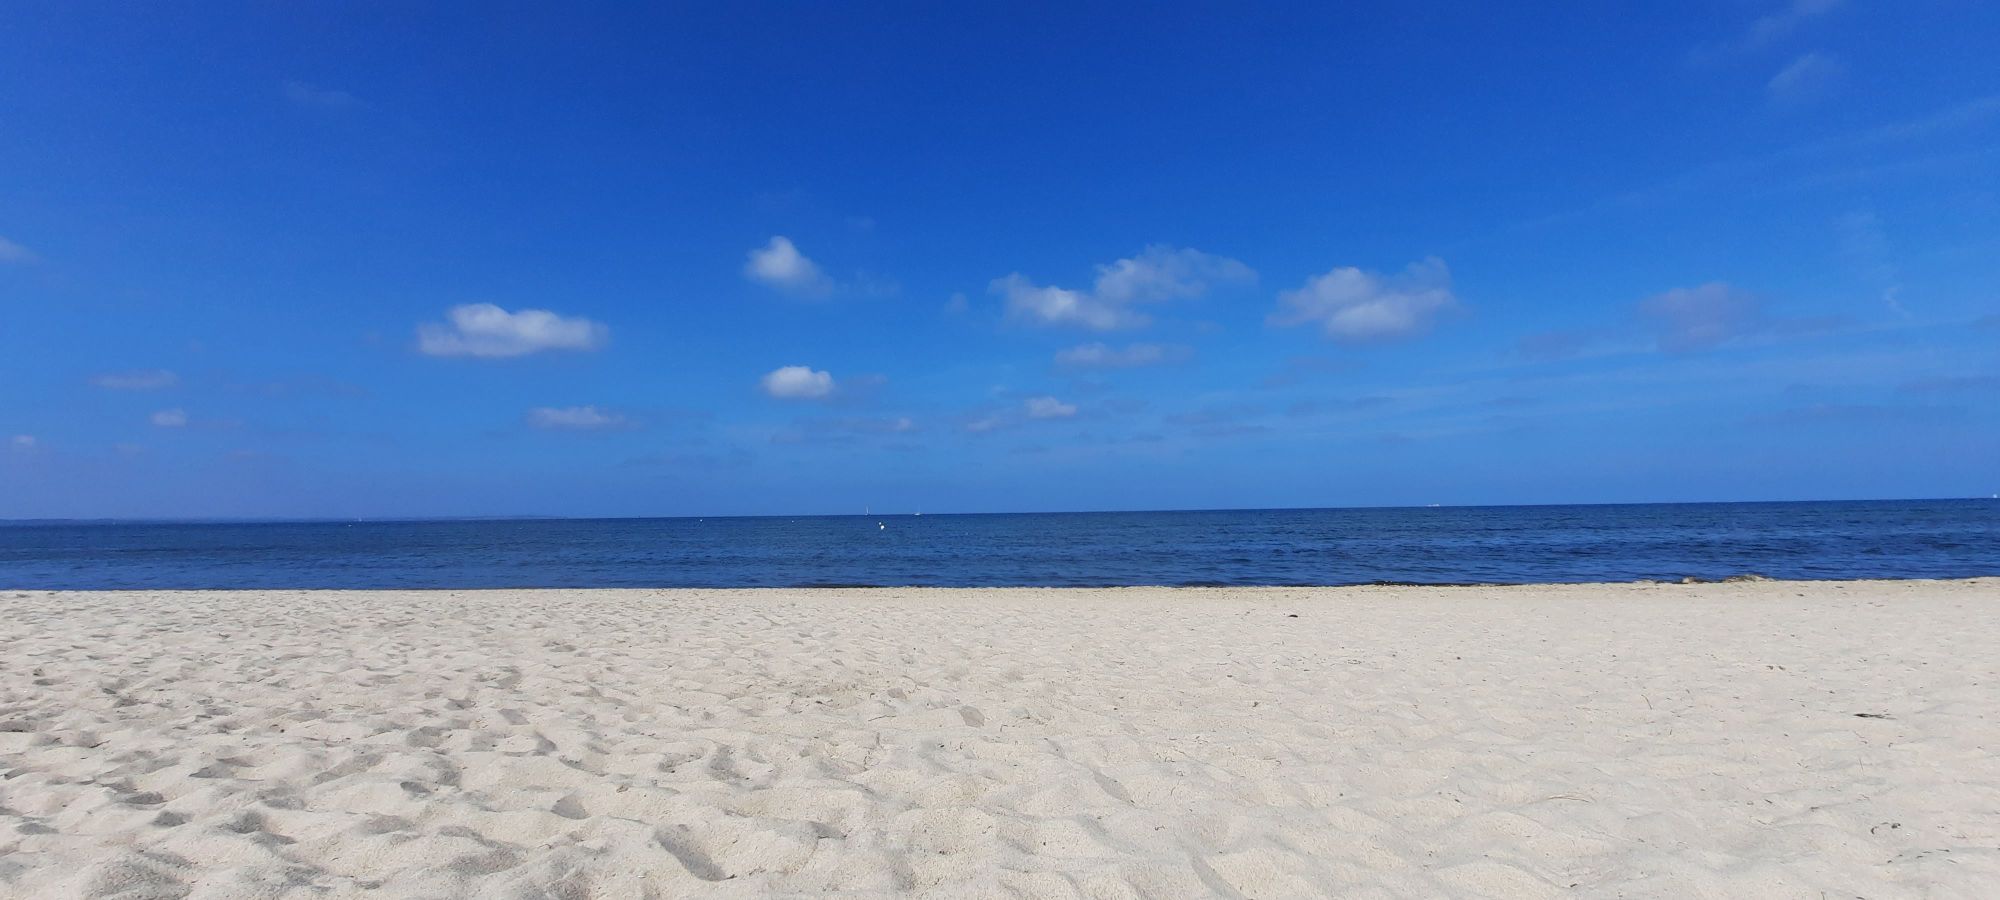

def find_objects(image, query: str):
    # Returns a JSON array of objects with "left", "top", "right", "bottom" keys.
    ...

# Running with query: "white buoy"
[{"left": 878, "top": 522, "right": 885, "bottom": 530}]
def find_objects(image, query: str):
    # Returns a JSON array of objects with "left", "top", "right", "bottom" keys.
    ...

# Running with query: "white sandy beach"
[{"left": 1, "top": 581, "right": 1996, "bottom": 898}]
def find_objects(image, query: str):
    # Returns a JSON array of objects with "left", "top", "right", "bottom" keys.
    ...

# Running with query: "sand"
[{"left": 1, "top": 580, "right": 1996, "bottom": 899}]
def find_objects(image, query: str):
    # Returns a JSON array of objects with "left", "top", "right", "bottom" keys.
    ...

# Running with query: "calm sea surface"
[{"left": 2, "top": 500, "right": 1996, "bottom": 589}]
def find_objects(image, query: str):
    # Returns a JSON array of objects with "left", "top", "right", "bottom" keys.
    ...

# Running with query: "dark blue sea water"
[
  {"left": 1, "top": 500, "right": 1996, "bottom": 589},
  {"left": 3, "top": 496, "right": 2000, "bottom": 588}
]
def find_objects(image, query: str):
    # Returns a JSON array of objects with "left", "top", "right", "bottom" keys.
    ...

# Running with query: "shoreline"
[{"left": 5, "top": 580, "right": 1997, "bottom": 897}]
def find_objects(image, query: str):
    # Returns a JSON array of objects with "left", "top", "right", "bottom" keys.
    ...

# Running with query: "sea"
[{"left": 2, "top": 499, "right": 1996, "bottom": 590}]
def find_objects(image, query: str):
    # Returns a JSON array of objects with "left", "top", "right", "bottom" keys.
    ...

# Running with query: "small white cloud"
[
  {"left": 761, "top": 365, "right": 836, "bottom": 399},
  {"left": 283, "top": 80, "right": 362, "bottom": 109},
  {"left": 151, "top": 408, "right": 188, "bottom": 428},
  {"left": 993, "top": 275, "right": 1135, "bottom": 330},
  {"left": 1692, "top": 0, "right": 1844, "bottom": 62},
  {"left": 1638, "top": 283, "right": 1764, "bottom": 352},
  {"left": 0, "top": 236, "right": 36, "bottom": 264},
  {"left": 1024, "top": 396, "right": 1077, "bottom": 419},
  {"left": 1053, "top": 342, "right": 1190, "bottom": 370},
  {"left": 1271, "top": 257, "right": 1459, "bottom": 343},
  {"left": 993, "top": 275, "right": 1137, "bottom": 330},
  {"left": 1767, "top": 52, "right": 1842, "bottom": 104},
  {"left": 417, "top": 303, "right": 608, "bottom": 358},
  {"left": 1092, "top": 246, "right": 1256, "bottom": 305},
  {"left": 745, "top": 236, "right": 834, "bottom": 297},
  {"left": 9, "top": 434, "right": 34, "bottom": 450},
  {"left": 90, "top": 369, "right": 179, "bottom": 391},
  {"left": 1742, "top": 0, "right": 1843, "bottom": 51},
  {"left": 526, "top": 405, "right": 630, "bottom": 430},
  {"left": 993, "top": 245, "right": 1255, "bottom": 331}
]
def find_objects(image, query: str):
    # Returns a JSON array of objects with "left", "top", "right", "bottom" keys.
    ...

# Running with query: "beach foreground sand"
[{"left": 2, "top": 581, "right": 1996, "bottom": 898}]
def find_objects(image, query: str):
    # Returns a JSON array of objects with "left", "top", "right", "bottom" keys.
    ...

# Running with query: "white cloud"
[
  {"left": 151, "top": 408, "right": 188, "bottom": 428},
  {"left": 0, "top": 236, "right": 36, "bottom": 264},
  {"left": 993, "top": 276, "right": 1134, "bottom": 330},
  {"left": 283, "top": 80, "right": 362, "bottom": 109},
  {"left": 90, "top": 369, "right": 179, "bottom": 391},
  {"left": 993, "top": 276, "right": 1136, "bottom": 330},
  {"left": 417, "top": 303, "right": 608, "bottom": 358},
  {"left": 1692, "top": 0, "right": 1843, "bottom": 61},
  {"left": 993, "top": 245, "right": 1255, "bottom": 330},
  {"left": 1742, "top": 0, "right": 1842, "bottom": 51},
  {"left": 1271, "top": 257, "right": 1459, "bottom": 343},
  {"left": 9, "top": 435, "right": 34, "bottom": 450},
  {"left": 526, "top": 405, "right": 630, "bottom": 430},
  {"left": 745, "top": 236, "right": 834, "bottom": 297},
  {"left": 1053, "top": 342, "right": 1190, "bottom": 370},
  {"left": 761, "top": 365, "right": 836, "bottom": 399},
  {"left": 1638, "top": 283, "right": 1764, "bottom": 352},
  {"left": 1524, "top": 282, "right": 1823, "bottom": 357},
  {"left": 1767, "top": 52, "right": 1842, "bottom": 104},
  {"left": 1024, "top": 396, "right": 1077, "bottom": 419},
  {"left": 1094, "top": 246, "right": 1256, "bottom": 305},
  {"left": 963, "top": 396, "right": 1079, "bottom": 433}
]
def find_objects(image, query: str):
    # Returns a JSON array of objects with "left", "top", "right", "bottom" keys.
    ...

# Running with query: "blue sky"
[{"left": 3, "top": 1, "right": 1997, "bottom": 518}]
